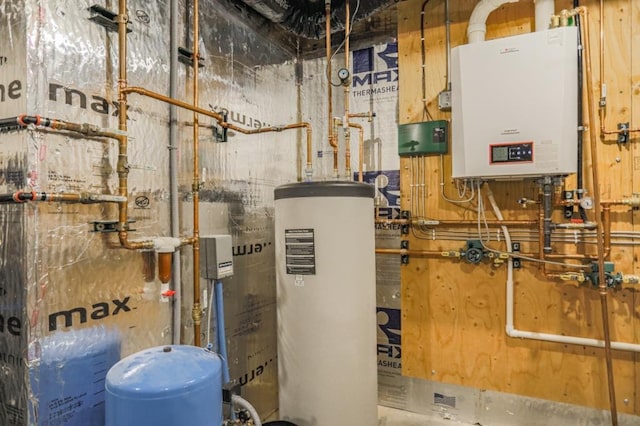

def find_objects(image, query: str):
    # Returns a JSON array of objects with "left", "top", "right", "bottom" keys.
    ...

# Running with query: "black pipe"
[
  {"left": 0, "top": 192, "right": 34, "bottom": 203},
  {"left": 543, "top": 177, "right": 553, "bottom": 254},
  {"left": 0, "top": 115, "right": 54, "bottom": 132},
  {"left": 574, "top": 0, "right": 588, "bottom": 222}
]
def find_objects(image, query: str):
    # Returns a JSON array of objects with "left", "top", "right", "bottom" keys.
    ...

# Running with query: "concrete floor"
[
  {"left": 378, "top": 406, "right": 471, "bottom": 425},
  {"left": 265, "top": 406, "right": 471, "bottom": 425}
]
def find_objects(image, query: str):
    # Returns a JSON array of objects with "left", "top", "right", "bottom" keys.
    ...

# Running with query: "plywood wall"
[{"left": 397, "top": 0, "right": 640, "bottom": 414}]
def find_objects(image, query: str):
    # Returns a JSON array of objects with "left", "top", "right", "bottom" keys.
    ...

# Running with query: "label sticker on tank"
[{"left": 285, "top": 229, "right": 316, "bottom": 275}]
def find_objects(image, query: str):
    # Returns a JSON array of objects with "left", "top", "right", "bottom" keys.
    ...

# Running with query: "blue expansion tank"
[
  {"left": 105, "top": 345, "right": 223, "bottom": 426},
  {"left": 31, "top": 326, "right": 121, "bottom": 426}
]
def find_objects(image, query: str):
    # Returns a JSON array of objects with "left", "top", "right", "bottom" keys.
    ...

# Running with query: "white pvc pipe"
[
  {"left": 534, "top": 0, "right": 555, "bottom": 31},
  {"left": 231, "top": 395, "right": 262, "bottom": 426},
  {"left": 485, "top": 186, "right": 640, "bottom": 353},
  {"left": 467, "top": 0, "right": 520, "bottom": 43}
]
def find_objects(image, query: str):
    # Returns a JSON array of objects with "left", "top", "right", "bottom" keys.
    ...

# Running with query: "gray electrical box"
[{"left": 200, "top": 234, "right": 234, "bottom": 279}]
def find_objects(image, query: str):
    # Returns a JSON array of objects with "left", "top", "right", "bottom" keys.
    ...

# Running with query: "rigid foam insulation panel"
[{"left": 0, "top": 0, "right": 297, "bottom": 423}]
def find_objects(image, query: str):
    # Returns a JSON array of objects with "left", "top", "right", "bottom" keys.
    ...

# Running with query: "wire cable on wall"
[{"left": 420, "top": 0, "right": 434, "bottom": 120}]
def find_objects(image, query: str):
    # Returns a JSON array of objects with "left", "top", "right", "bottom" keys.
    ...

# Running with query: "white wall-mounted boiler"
[{"left": 451, "top": 27, "right": 578, "bottom": 179}]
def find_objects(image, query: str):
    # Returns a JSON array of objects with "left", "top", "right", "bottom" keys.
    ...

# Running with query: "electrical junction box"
[
  {"left": 451, "top": 26, "right": 578, "bottom": 179},
  {"left": 398, "top": 120, "right": 449, "bottom": 156},
  {"left": 200, "top": 234, "right": 234, "bottom": 279}
]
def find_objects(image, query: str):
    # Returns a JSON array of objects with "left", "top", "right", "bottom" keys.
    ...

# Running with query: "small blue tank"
[{"left": 105, "top": 345, "right": 223, "bottom": 426}]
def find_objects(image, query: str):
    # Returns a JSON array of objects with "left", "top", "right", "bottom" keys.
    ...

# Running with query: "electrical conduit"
[{"left": 169, "top": 0, "right": 182, "bottom": 345}]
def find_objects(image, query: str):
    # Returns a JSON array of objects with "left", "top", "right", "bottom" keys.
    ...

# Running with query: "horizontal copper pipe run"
[
  {"left": 52, "top": 121, "right": 123, "bottom": 140},
  {"left": 374, "top": 218, "right": 537, "bottom": 227},
  {"left": 123, "top": 87, "right": 314, "bottom": 174},
  {"left": 375, "top": 248, "right": 445, "bottom": 257},
  {"left": 349, "top": 112, "right": 375, "bottom": 120},
  {"left": 227, "top": 122, "right": 314, "bottom": 175},
  {"left": 0, "top": 191, "right": 125, "bottom": 204},
  {"left": 600, "top": 126, "right": 640, "bottom": 136},
  {"left": 2, "top": 114, "right": 123, "bottom": 140},
  {"left": 536, "top": 253, "right": 597, "bottom": 261},
  {"left": 123, "top": 87, "right": 224, "bottom": 121}
]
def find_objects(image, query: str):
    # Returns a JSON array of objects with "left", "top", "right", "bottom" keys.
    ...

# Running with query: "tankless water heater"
[{"left": 451, "top": 27, "right": 578, "bottom": 179}]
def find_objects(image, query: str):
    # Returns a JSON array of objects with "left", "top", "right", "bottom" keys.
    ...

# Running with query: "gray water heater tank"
[{"left": 274, "top": 181, "right": 377, "bottom": 426}]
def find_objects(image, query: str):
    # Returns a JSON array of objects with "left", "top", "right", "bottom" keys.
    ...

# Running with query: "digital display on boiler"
[{"left": 490, "top": 142, "right": 533, "bottom": 164}]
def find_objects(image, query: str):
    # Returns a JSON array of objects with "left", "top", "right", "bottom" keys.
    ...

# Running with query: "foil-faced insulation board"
[{"left": 1, "top": 0, "right": 297, "bottom": 423}]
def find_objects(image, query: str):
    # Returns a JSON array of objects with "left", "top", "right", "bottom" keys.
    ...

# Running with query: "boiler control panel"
[{"left": 490, "top": 142, "right": 533, "bottom": 164}]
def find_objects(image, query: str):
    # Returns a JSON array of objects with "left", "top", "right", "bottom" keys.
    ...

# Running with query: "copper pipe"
[
  {"left": 349, "top": 112, "right": 374, "bottom": 120},
  {"left": 117, "top": 1, "right": 154, "bottom": 251},
  {"left": 0, "top": 191, "right": 125, "bottom": 204},
  {"left": 602, "top": 198, "right": 640, "bottom": 207},
  {"left": 541, "top": 253, "right": 595, "bottom": 261},
  {"left": 597, "top": 0, "right": 639, "bottom": 137},
  {"left": 348, "top": 122, "right": 363, "bottom": 182},
  {"left": 326, "top": 1, "right": 338, "bottom": 177},
  {"left": 343, "top": 0, "right": 351, "bottom": 179},
  {"left": 50, "top": 120, "right": 123, "bottom": 140},
  {"left": 122, "top": 87, "right": 314, "bottom": 176},
  {"left": 374, "top": 218, "right": 538, "bottom": 227},
  {"left": 123, "top": 87, "right": 223, "bottom": 120},
  {"left": 375, "top": 248, "right": 445, "bottom": 257},
  {"left": 436, "top": 219, "right": 537, "bottom": 226},
  {"left": 577, "top": 6, "right": 618, "bottom": 424},
  {"left": 191, "top": 0, "right": 203, "bottom": 347}
]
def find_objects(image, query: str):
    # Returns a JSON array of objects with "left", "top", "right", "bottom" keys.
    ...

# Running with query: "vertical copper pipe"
[
  {"left": 191, "top": 0, "right": 202, "bottom": 347},
  {"left": 305, "top": 125, "right": 313, "bottom": 178},
  {"left": 117, "top": 0, "right": 129, "bottom": 245},
  {"left": 343, "top": 1, "right": 351, "bottom": 179},
  {"left": 348, "top": 122, "right": 364, "bottom": 182},
  {"left": 596, "top": 0, "right": 639, "bottom": 136},
  {"left": 598, "top": 0, "right": 606, "bottom": 136},
  {"left": 117, "top": 1, "right": 153, "bottom": 250},
  {"left": 577, "top": 6, "right": 618, "bottom": 425},
  {"left": 326, "top": 1, "right": 338, "bottom": 177}
]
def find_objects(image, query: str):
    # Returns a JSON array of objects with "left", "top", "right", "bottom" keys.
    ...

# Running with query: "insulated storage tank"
[
  {"left": 274, "top": 181, "right": 377, "bottom": 426},
  {"left": 105, "top": 345, "right": 223, "bottom": 426}
]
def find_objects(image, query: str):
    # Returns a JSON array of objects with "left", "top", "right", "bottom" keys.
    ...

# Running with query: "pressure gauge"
[
  {"left": 337, "top": 68, "right": 350, "bottom": 82},
  {"left": 579, "top": 196, "right": 594, "bottom": 210}
]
